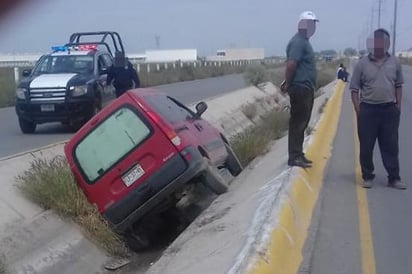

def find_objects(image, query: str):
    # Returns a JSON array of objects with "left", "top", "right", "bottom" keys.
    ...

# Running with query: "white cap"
[{"left": 299, "top": 11, "right": 319, "bottom": 22}]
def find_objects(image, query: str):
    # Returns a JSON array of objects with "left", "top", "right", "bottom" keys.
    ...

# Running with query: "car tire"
[
  {"left": 19, "top": 118, "right": 36, "bottom": 134},
  {"left": 202, "top": 162, "right": 228, "bottom": 194},
  {"left": 224, "top": 143, "right": 243, "bottom": 176},
  {"left": 124, "top": 229, "right": 150, "bottom": 252}
]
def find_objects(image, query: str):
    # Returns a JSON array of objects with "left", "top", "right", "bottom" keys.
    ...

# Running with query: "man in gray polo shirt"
[
  {"left": 281, "top": 11, "right": 318, "bottom": 168},
  {"left": 350, "top": 28, "right": 406, "bottom": 189}
]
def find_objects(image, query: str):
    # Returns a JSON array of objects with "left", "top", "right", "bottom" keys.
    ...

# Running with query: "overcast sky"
[{"left": 0, "top": 0, "right": 410, "bottom": 56}]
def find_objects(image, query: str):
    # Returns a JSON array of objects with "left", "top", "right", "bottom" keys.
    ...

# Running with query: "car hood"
[{"left": 29, "top": 73, "right": 77, "bottom": 89}]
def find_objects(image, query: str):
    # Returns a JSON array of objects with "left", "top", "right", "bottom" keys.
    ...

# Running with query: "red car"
[{"left": 64, "top": 88, "right": 243, "bottom": 250}]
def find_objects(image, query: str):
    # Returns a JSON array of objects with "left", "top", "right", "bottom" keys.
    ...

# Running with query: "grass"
[
  {"left": 0, "top": 68, "right": 15, "bottom": 108},
  {"left": 230, "top": 110, "right": 290, "bottom": 166},
  {"left": 244, "top": 64, "right": 268, "bottom": 86},
  {"left": 400, "top": 57, "right": 412, "bottom": 66},
  {"left": 0, "top": 62, "right": 282, "bottom": 108},
  {"left": 16, "top": 156, "right": 128, "bottom": 257}
]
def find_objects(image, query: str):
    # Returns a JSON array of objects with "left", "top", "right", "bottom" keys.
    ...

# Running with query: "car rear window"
[{"left": 74, "top": 106, "right": 151, "bottom": 183}]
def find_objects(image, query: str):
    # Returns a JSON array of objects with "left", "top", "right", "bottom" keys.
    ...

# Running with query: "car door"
[
  {"left": 97, "top": 54, "right": 115, "bottom": 104},
  {"left": 167, "top": 97, "right": 227, "bottom": 165}
]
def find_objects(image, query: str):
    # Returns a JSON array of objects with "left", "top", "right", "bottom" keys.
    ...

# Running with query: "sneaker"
[
  {"left": 362, "top": 180, "right": 373, "bottom": 189},
  {"left": 288, "top": 157, "right": 312, "bottom": 168},
  {"left": 302, "top": 155, "right": 313, "bottom": 164},
  {"left": 388, "top": 180, "right": 407, "bottom": 190}
]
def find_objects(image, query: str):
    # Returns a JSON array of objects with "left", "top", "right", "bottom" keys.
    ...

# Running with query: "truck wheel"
[
  {"left": 224, "top": 143, "right": 243, "bottom": 176},
  {"left": 202, "top": 162, "right": 228, "bottom": 194},
  {"left": 19, "top": 118, "right": 36, "bottom": 134},
  {"left": 123, "top": 230, "right": 150, "bottom": 252}
]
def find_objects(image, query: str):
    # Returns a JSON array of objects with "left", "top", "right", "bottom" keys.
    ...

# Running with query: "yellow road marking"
[{"left": 353, "top": 111, "right": 377, "bottom": 274}]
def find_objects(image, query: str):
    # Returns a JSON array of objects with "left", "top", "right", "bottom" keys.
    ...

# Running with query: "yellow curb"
[
  {"left": 353, "top": 110, "right": 377, "bottom": 274},
  {"left": 248, "top": 80, "right": 345, "bottom": 274}
]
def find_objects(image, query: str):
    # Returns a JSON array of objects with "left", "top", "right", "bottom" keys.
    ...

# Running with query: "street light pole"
[{"left": 392, "top": 0, "right": 398, "bottom": 55}]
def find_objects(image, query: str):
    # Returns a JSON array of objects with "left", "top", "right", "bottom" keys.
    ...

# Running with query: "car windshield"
[
  {"left": 32, "top": 55, "right": 94, "bottom": 75},
  {"left": 74, "top": 106, "right": 152, "bottom": 183}
]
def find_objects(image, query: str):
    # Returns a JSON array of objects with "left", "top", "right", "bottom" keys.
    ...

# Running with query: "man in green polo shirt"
[{"left": 281, "top": 11, "right": 318, "bottom": 168}]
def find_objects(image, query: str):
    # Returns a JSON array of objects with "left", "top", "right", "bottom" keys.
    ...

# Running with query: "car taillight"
[{"left": 146, "top": 111, "right": 183, "bottom": 150}]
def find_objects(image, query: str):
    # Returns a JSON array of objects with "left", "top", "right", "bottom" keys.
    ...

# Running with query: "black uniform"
[{"left": 107, "top": 61, "right": 140, "bottom": 98}]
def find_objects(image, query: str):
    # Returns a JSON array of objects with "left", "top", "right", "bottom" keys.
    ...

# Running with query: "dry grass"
[
  {"left": 0, "top": 68, "right": 15, "bottom": 108},
  {"left": 400, "top": 57, "right": 412, "bottom": 66},
  {"left": 16, "top": 156, "right": 127, "bottom": 257},
  {"left": 230, "top": 110, "right": 289, "bottom": 166}
]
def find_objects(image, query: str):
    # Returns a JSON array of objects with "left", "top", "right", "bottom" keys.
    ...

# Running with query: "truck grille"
[{"left": 30, "top": 88, "right": 66, "bottom": 102}]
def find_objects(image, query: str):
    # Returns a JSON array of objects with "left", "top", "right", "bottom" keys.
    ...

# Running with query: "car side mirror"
[
  {"left": 22, "top": 69, "right": 31, "bottom": 77},
  {"left": 195, "top": 102, "right": 208, "bottom": 118}
]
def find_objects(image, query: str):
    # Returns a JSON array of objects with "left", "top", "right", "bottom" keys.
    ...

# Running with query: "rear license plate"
[
  {"left": 41, "top": 104, "right": 55, "bottom": 112},
  {"left": 122, "top": 164, "right": 145, "bottom": 187}
]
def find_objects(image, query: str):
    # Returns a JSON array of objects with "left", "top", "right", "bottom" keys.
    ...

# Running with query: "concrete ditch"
[{"left": 0, "top": 81, "right": 336, "bottom": 274}]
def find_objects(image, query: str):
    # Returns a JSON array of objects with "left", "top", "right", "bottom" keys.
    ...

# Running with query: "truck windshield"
[
  {"left": 33, "top": 55, "right": 94, "bottom": 75},
  {"left": 74, "top": 106, "right": 152, "bottom": 183}
]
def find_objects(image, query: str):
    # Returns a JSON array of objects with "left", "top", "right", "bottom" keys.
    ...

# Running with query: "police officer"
[{"left": 106, "top": 51, "right": 140, "bottom": 98}]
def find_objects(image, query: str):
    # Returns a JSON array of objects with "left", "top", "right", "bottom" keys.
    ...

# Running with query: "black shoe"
[
  {"left": 288, "top": 157, "right": 312, "bottom": 168},
  {"left": 302, "top": 155, "right": 313, "bottom": 164}
]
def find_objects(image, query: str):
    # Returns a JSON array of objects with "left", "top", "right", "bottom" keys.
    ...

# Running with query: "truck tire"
[
  {"left": 19, "top": 118, "right": 36, "bottom": 134},
  {"left": 202, "top": 162, "right": 228, "bottom": 194},
  {"left": 224, "top": 143, "right": 243, "bottom": 176}
]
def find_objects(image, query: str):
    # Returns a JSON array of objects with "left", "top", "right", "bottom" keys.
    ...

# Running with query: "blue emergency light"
[{"left": 51, "top": 46, "right": 68, "bottom": 52}]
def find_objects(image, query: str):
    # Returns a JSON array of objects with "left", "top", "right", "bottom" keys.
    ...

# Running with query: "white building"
[
  {"left": 144, "top": 49, "right": 197, "bottom": 63},
  {"left": 206, "top": 48, "right": 265, "bottom": 61},
  {"left": 397, "top": 49, "right": 412, "bottom": 58}
]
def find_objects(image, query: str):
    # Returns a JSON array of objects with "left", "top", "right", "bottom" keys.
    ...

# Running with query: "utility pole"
[
  {"left": 392, "top": 0, "right": 398, "bottom": 55},
  {"left": 378, "top": 0, "right": 383, "bottom": 28},
  {"left": 155, "top": 35, "right": 160, "bottom": 49}
]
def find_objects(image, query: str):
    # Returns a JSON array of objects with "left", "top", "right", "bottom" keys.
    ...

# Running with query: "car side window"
[
  {"left": 167, "top": 97, "right": 196, "bottom": 119},
  {"left": 144, "top": 95, "right": 194, "bottom": 125}
]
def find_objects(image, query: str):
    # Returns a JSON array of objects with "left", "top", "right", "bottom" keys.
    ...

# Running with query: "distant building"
[
  {"left": 144, "top": 49, "right": 197, "bottom": 63},
  {"left": 396, "top": 49, "right": 412, "bottom": 58},
  {"left": 206, "top": 48, "right": 264, "bottom": 61}
]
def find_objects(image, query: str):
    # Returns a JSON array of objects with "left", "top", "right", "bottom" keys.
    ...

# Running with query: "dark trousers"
[
  {"left": 288, "top": 86, "right": 314, "bottom": 161},
  {"left": 358, "top": 103, "right": 401, "bottom": 181}
]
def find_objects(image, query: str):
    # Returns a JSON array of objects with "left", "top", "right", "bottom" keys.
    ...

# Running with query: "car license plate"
[
  {"left": 122, "top": 164, "right": 145, "bottom": 187},
  {"left": 41, "top": 104, "right": 55, "bottom": 112}
]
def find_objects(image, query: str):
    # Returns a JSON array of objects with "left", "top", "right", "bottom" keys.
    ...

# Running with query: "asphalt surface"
[
  {"left": 308, "top": 66, "right": 412, "bottom": 274},
  {"left": 0, "top": 74, "right": 246, "bottom": 158}
]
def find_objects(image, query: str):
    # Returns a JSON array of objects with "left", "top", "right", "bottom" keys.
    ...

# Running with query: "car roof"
[
  {"left": 50, "top": 51, "right": 95, "bottom": 56},
  {"left": 127, "top": 88, "right": 168, "bottom": 98}
]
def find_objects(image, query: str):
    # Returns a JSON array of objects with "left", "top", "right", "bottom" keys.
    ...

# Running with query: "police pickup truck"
[{"left": 15, "top": 31, "right": 125, "bottom": 133}]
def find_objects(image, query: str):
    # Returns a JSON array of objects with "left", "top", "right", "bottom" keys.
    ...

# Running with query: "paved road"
[
  {"left": 0, "top": 74, "right": 246, "bottom": 158},
  {"left": 307, "top": 66, "right": 412, "bottom": 274}
]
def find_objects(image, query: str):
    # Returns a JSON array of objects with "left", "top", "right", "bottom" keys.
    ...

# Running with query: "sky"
[{"left": 0, "top": 0, "right": 410, "bottom": 56}]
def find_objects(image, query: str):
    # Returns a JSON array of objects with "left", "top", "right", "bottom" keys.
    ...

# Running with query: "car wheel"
[
  {"left": 202, "top": 161, "right": 228, "bottom": 194},
  {"left": 123, "top": 229, "right": 150, "bottom": 252},
  {"left": 19, "top": 118, "right": 36, "bottom": 134},
  {"left": 224, "top": 143, "right": 243, "bottom": 176}
]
